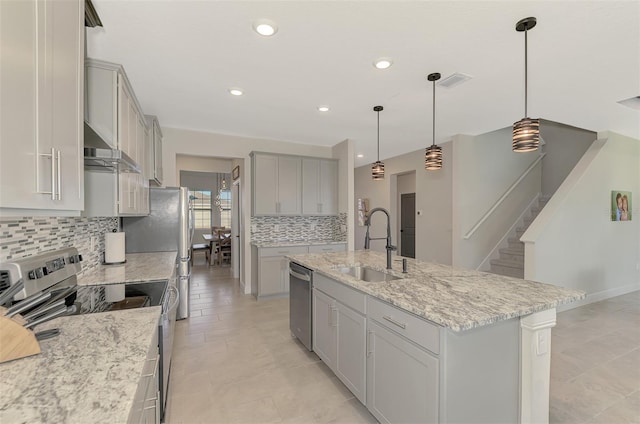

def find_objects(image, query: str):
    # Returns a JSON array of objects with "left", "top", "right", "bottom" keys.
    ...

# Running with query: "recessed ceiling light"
[
  {"left": 229, "top": 88, "right": 243, "bottom": 96},
  {"left": 317, "top": 106, "right": 330, "bottom": 112},
  {"left": 373, "top": 58, "right": 393, "bottom": 70},
  {"left": 253, "top": 20, "right": 278, "bottom": 37},
  {"left": 357, "top": 154, "right": 364, "bottom": 158}
]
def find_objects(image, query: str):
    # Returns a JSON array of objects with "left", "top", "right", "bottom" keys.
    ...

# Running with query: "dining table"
[{"left": 203, "top": 229, "right": 231, "bottom": 265}]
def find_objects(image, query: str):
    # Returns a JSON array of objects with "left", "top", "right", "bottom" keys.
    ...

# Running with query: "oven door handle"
[{"left": 165, "top": 285, "right": 180, "bottom": 315}]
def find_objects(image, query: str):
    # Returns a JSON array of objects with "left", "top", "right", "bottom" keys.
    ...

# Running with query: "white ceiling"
[{"left": 88, "top": 1, "right": 640, "bottom": 167}]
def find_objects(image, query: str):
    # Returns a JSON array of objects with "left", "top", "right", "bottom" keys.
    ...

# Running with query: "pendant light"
[
  {"left": 425, "top": 73, "right": 443, "bottom": 170},
  {"left": 371, "top": 106, "right": 385, "bottom": 180},
  {"left": 512, "top": 17, "right": 540, "bottom": 152}
]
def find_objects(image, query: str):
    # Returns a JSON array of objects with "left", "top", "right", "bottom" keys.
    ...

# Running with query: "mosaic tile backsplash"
[
  {"left": 251, "top": 213, "right": 347, "bottom": 243},
  {"left": 0, "top": 217, "right": 118, "bottom": 277}
]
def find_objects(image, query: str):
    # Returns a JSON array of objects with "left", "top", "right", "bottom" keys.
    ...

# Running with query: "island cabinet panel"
[
  {"left": 366, "top": 319, "right": 439, "bottom": 424},
  {"left": 128, "top": 325, "right": 160, "bottom": 424},
  {"left": 336, "top": 302, "right": 367, "bottom": 404},
  {"left": 313, "top": 273, "right": 367, "bottom": 404},
  {"left": 440, "top": 318, "right": 520, "bottom": 424}
]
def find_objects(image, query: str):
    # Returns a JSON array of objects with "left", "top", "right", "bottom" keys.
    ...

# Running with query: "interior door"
[
  {"left": 232, "top": 180, "right": 241, "bottom": 279},
  {"left": 400, "top": 193, "right": 416, "bottom": 258}
]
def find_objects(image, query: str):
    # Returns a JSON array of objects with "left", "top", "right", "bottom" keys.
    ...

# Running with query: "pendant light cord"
[
  {"left": 524, "top": 27, "right": 528, "bottom": 117},
  {"left": 432, "top": 79, "right": 436, "bottom": 147},
  {"left": 377, "top": 110, "right": 380, "bottom": 161}
]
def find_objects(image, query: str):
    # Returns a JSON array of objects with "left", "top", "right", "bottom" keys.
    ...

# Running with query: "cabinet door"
[
  {"left": 367, "top": 320, "right": 439, "bottom": 424},
  {"left": 319, "top": 160, "right": 338, "bottom": 215},
  {"left": 0, "top": 0, "right": 83, "bottom": 211},
  {"left": 336, "top": 304, "right": 367, "bottom": 404},
  {"left": 277, "top": 156, "right": 301, "bottom": 215},
  {"left": 302, "top": 158, "right": 320, "bottom": 215},
  {"left": 258, "top": 256, "right": 283, "bottom": 296},
  {"left": 312, "top": 289, "right": 337, "bottom": 370},
  {"left": 118, "top": 77, "right": 130, "bottom": 155},
  {"left": 153, "top": 120, "right": 163, "bottom": 184},
  {"left": 127, "top": 97, "right": 138, "bottom": 163},
  {"left": 253, "top": 154, "right": 278, "bottom": 215}
]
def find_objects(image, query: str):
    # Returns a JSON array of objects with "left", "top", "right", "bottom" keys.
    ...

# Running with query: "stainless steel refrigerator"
[{"left": 122, "top": 187, "right": 193, "bottom": 319}]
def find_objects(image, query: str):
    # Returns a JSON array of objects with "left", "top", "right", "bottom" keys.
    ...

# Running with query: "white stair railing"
[{"left": 464, "top": 153, "right": 546, "bottom": 240}]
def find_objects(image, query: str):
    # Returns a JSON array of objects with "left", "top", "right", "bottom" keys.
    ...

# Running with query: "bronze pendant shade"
[
  {"left": 372, "top": 105, "right": 385, "bottom": 180},
  {"left": 513, "top": 17, "right": 540, "bottom": 152},
  {"left": 425, "top": 73, "right": 443, "bottom": 170}
]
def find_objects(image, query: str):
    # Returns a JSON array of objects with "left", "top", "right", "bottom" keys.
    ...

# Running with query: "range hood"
[{"left": 84, "top": 122, "right": 141, "bottom": 174}]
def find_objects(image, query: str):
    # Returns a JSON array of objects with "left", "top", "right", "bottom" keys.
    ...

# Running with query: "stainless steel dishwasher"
[{"left": 289, "top": 262, "right": 313, "bottom": 351}]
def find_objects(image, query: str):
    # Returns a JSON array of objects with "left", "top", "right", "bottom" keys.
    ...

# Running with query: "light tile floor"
[
  {"left": 167, "top": 263, "right": 640, "bottom": 424},
  {"left": 550, "top": 290, "right": 640, "bottom": 423}
]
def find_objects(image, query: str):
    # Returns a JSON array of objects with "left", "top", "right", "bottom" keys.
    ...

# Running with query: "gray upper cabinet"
[
  {"left": 84, "top": 59, "right": 149, "bottom": 217},
  {"left": 0, "top": 0, "right": 84, "bottom": 213},
  {"left": 145, "top": 115, "right": 163, "bottom": 187},
  {"left": 252, "top": 153, "right": 302, "bottom": 215},
  {"left": 302, "top": 159, "right": 338, "bottom": 215}
]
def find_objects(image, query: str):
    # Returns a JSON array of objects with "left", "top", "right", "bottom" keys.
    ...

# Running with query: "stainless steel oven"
[{"left": 289, "top": 262, "right": 313, "bottom": 351}]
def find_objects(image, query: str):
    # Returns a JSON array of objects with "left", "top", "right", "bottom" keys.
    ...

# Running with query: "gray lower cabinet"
[
  {"left": 129, "top": 324, "right": 160, "bottom": 424},
  {"left": 312, "top": 276, "right": 367, "bottom": 404},
  {"left": 310, "top": 274, "right": 521, "bottom": 423},
  {"left": 253, "top": 245, "right": 308, "bottom": 299},
  {"left": 367, "top": 319, "right": 439, "bottom": 424}
]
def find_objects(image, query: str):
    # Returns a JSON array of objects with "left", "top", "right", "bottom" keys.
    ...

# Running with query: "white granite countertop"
[
  {"left": 0, "top": 307, "right": 161, "bottom": 424},
  {"left": 252, "top": 240, "right": 347, "bottom": 248},
  {"left": 78, "top": 251, "right": 177, "bottom": 286},
  {"left": 288, "top": 250, "right": 585, "bottom": 332}
]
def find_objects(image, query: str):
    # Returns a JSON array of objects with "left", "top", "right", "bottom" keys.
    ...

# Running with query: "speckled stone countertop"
[
  {"left": 0, "top": 307, "right": 161, "bottom": 423},
  {"left": 288, "top": 250, "right": 585, "bottom": 332},
  {"left": 252, "top": 240, "right": 347, "bottom": 248},
  {"left": 78, "top": 251, "right": 177, "bottom": 286}
]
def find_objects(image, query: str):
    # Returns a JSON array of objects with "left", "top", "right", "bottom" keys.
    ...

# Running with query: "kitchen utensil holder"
[{"left": 0, "top": 308, "right": 41, "bottom": 363}]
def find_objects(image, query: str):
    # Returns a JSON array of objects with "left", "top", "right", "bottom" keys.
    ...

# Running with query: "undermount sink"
[{"left": 336, "top": 266, "right": 401, "bottom": 282}]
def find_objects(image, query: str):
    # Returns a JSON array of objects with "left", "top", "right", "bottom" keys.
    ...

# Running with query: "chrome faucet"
[{"left": 364, "top": 207, "right": 397, "bottom": 270}]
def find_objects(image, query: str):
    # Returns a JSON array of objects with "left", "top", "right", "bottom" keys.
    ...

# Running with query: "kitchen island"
[
  {"left": 0, "top": 307, "right": 161, "bottom": 423},
  {"left": 289, "top": 250, "right": 585, "bottom": 424}
]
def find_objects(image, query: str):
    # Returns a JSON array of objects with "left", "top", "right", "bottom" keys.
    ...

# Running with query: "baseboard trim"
[{"left": 557, "top": 283, "right": 640, "bottom": 312}]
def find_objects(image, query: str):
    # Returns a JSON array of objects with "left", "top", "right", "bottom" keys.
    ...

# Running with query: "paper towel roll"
[
  {"left": 104, "top": 232, "right": 125, "bottom": 264},
  {"left": 105, "top": 283, "right": 125, "bottom": 302}
]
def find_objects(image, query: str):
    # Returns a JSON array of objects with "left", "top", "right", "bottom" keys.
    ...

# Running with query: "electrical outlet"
[
  {"left": 341, "top": 225, "right": 347, "bottom": 232},
  {"left": 274, "top": 224, "right": 280, "bottom": 231},
  {"left": 251, "top": 224, "right": 257, "bottom": 233},
  {"left": 310, "top": 223, "right": 317, "bottom": 231},
  {"left": 90, "top": 236, "right": 97, "bottom": 251}
]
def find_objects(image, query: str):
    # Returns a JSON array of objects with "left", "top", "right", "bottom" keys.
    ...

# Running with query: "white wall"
[
  {"left": 162, "top": 127, "right": 334, "bottom": 294},
  {"left": 452, "top": 128, "right": 541, "bottom": 269},
  {"left": 523, "top": 132, "right": 640, "bottom": 307},
  {"left": 176, "top": 155, "right": 233, "bottom": 181},
  {"left": 540, "top": 120, "right": 596, "bottom": 196},
  {"left": 354, "top": 142, "right": 453, "bottom": 264},
  {"left": 332, "top": 139, "right": 355, "bottom": 250}
]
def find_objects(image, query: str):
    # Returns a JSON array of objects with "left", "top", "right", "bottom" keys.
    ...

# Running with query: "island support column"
[{"left": 520, "top": 308, "right": 556, "bottom": 424}]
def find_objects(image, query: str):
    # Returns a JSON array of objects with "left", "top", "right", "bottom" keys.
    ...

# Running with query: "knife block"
[{"left": 0, "top": 308, "right": 41, "bottom": 363}]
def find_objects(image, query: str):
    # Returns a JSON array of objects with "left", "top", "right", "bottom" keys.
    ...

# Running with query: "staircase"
[{"left": 489, "top": 196, "right": 550, "bottom": 278}]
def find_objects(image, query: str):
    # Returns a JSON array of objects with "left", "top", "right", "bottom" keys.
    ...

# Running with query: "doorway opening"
[{"left": 396, "top": 172, "right": 416, "bottom": 258}]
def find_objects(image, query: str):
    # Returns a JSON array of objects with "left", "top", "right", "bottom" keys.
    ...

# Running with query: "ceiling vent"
[
  {"left": 617, "top": 96, "right": 640, "bottom": 111},
  {"left": 438, "top": 73, "right": 473, "bottom": 89}
]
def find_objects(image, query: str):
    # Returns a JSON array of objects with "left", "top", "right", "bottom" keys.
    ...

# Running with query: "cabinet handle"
[
  {"left": 50, "top": 147, "right": 56, "bottom": 200},
  {"left": 56, "top": 149, "right": 61, "bottom": 200},
  {"left": 383, "top": 315, "right": 407, "bottom": 330},
  {"left": 367, "top": 330, "right": 374, "bottom": 357},
  {"left": 331, "top": 305, "right": 338, "bottom": 327},
  {"left": 317, "top": 203, "right": 322, "bottom": 213}
]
